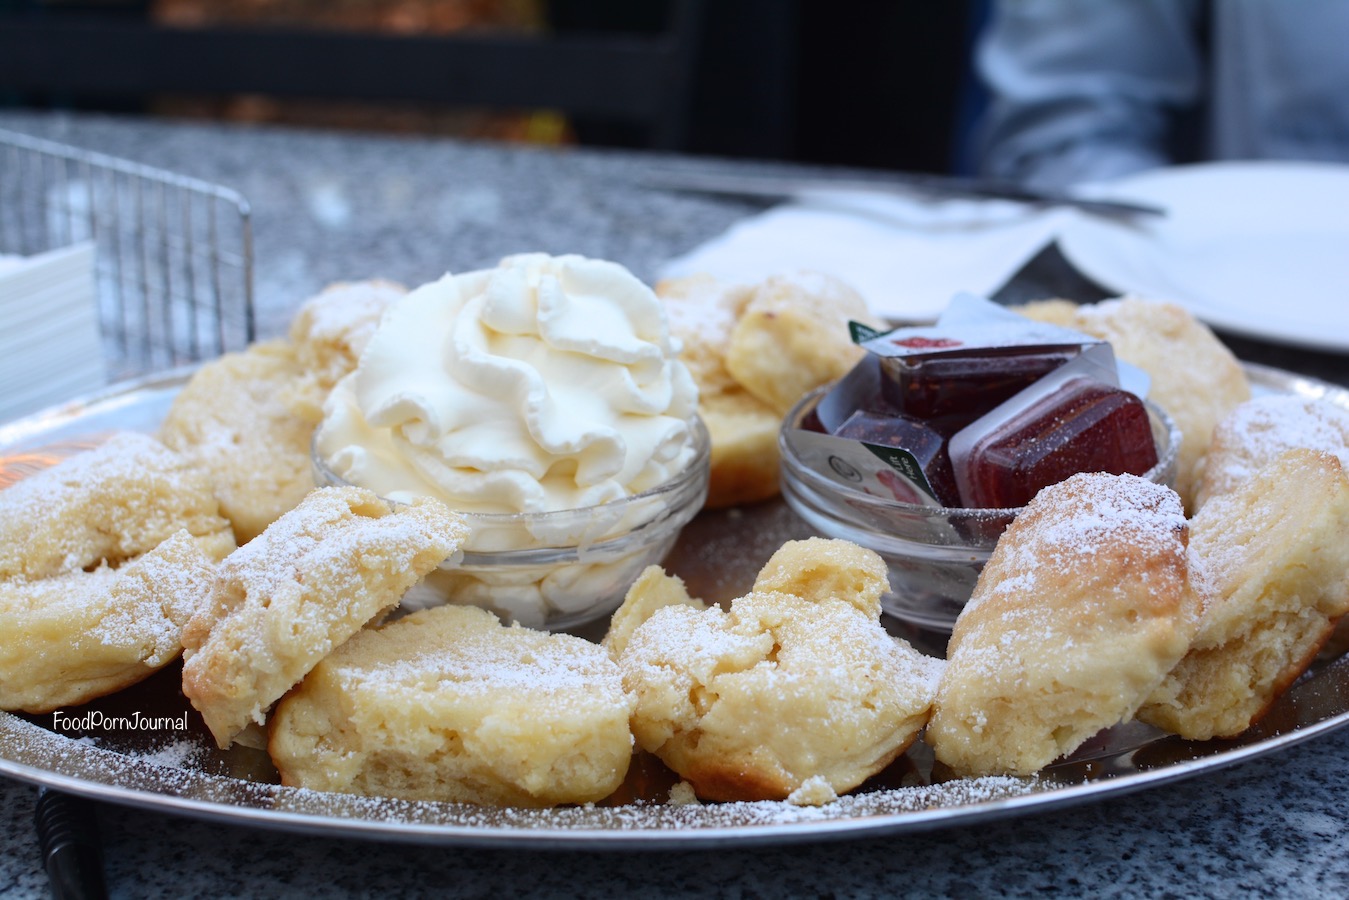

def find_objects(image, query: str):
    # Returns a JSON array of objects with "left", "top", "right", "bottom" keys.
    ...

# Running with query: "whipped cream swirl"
[{"left": 317, "top": 253, "right": 699, "bottom": 517}]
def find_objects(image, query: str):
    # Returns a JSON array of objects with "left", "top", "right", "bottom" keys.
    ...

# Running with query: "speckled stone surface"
[
  {"left": 0, "top": 109, "right": 774, "bottom": 342},
  {"left": 2, "top": 111, "right": 1348, "bottom": 898}
]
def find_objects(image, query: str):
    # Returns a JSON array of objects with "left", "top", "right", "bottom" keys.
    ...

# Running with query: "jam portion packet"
[
  {"left": 795, "top": 294, "right": 1156, "bottom": 509},
  {"left": 947, "top": 348, "right": 1158, "bottom": 508},
  {"left": 788, "top": 421, "right": 950, "bottom": 508}
]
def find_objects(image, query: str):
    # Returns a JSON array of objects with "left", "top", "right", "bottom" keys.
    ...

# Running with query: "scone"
[
  {"left": 0, "top": 531, "right": 217, "bottom": 713},
  {"left": 1139, "top": 449, "right": 1349, "bottom": 739},
  {"left": 288, "top": 279, "right": 406, "bottom": 395},
  {"left": 658, "top": 274, "right": 779, "bottom": 507},
  {"left": 657, "top": 272, "right": 883, "bottom": 508},
  {"left": 1017, "top": 297, "right": 1250, "bottom": 510},
  {"left": 751, "top": 534, "right": 889, "bottom": 620},
  {"left": 657, "top": 273, "right": 754, "bottom": 397},
  {"left": 1195, "top": 395, "right": 1349, "bottom": 509},
  {"left": 181, "top": 486, "right": 467, "bottom": 748},
  {"left": 698, "top": 390, "right": 783, "bottom": 509},
  {"left": 159, "top": 340, "right": 326, "bottom": 544},
  {"left": 726, "top": 272, "right": 882, "bottom": 416},
  {"left": 269, "top": 604, "right": 635, "bottom": 807},
  {"left": 602, "top": 564, "right": 706, "bottom": 660},
  {"left": 0, "top": 431, "right": 234, "bottom": 581},
  {"left": 618, "top": 538, "right": 942, "bottom": 802},
  {"left": 927, "top": 473, "right": 1201, "bottom": 777}
]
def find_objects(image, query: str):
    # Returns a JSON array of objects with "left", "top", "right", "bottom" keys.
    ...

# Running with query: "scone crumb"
[
  {"left": 787, "top": 776, "right": 838, "bottom": 807},
  {"left": 667, "top": 782, "right": 700, "bottom": 806}
]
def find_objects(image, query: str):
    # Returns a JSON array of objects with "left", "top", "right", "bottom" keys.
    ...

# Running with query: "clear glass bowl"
[
  {"left": 778, "top": 387, "right": 1180, "bottom": 633},
  {"left": 312, "top": 418, "right": 710, "bottom": 630}
]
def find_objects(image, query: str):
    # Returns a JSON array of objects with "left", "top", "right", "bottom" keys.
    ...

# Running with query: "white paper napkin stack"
[{"left": 0, "top": 241, "right": 105, "bottom": 422}]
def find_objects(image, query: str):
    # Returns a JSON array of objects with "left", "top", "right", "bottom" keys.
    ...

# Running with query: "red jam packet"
[
  {"left": 796, "top": 294, "right": 1153, "bottom": 508},
  {"left": 946, "top": 347, "right": 1158, "bottom": 508}
]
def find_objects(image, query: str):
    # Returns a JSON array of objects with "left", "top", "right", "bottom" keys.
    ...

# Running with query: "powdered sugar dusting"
[
  {"left": 964, "top": 473, "right": 1184, "bottom": 621},
  {"left": 212, "top": 489, "right": 465, "bottom": 661},
  {"left": 130, "top": 737, "right": 203, "bottom": 770},
  {"left": 268, "top": 771, "right": 1042, "bottom": 833},
  {"left": 0, "top": 431, "right": 223, "bottom": 581},
  {"left": 659, "top": 275, "right": 745, "bottom": 350},
  {"left": 90, "top": 531, "right": 214, "bottom": 652},
  {"left": 357, "top": 630, "right": 622, "bottom": 704},
  {"left": 1204, "top": 395, "right": 1349, "bottom": 498},
  {"left": 951, "top": 473, "right": 1188, "bottom": 688},
  {"left": 1, "top": 709, "right": 1041, "bottom": 835}
]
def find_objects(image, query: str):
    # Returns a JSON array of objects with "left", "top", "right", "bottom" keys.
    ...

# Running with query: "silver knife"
[{"left": 636, "top": 168, "right": 1165, "bottom": 219}]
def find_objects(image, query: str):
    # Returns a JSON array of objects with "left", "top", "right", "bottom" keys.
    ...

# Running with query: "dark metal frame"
[{"left": 0, "top": 0, "right": 705, "bottom": 149}]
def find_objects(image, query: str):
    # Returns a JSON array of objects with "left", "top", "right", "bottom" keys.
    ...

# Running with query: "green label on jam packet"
[
  {"left": 848, "top": 320, "right": 886, "bottom": 345},
  {"left": 788, "top": 429, "right": 945, "bottom": 508},
  {"left": 860, "top": 442, "right": 940, "bottom": 503}
]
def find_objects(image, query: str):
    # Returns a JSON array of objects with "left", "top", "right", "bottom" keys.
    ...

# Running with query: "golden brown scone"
[
  {"left": 725, "top": 272, "right": 884, "bottom": 416},
  {"left": 1017, "top": 297, "right": 1250, "bottom": 510},
  {"left": 618, "top": 538, "right": 942, "bottom": 802},
  {"left": 927, "top": 473, "right": 1200, "bottom": 777},
  {"left": 159, "top": 340, "right": 326, "bottom": 544},
  {"left": 0, "top": 531, "right": 217, "bottom": 713},
  {"left": 698, "top": 389, "right": 782, "bottom": 508},
  {"left": 657, "top": 272, "right": 882, "bottom": 509},
  {"left": 181, "top": 486, "right": 467, "bottom": 748},
  {"left": 269, "top": 604, "right": 634, "bottom": 807},
  {"left": 752, "top": 535, "right": 889, "bottom": 620},
  {"left": 1139, "top": 449, "right": 1349, "bottom": 739},
  {"left": 1195, "top": 395, "right": 1349, "bottom": 510},
  {"left": 288, "top": 279, "right": 406, "bottom": 394},
  {"left": 656, "top": 273, "right": 755, "bottom": 397},
  {"left": 602, "top": 565, "right": 707, "bottom": 661},
  {"left": 0, "top": 431, "right": 234, "bottom": 581},
  {"left": 658, "top": 275, "right": 778, "bottom": 508},
  {"left": 1008, "top": 298, "right": 1079, "bottom": 327}
]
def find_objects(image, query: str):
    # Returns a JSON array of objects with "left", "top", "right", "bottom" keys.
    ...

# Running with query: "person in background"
[{"left": 973, "top": 0, "right": 1349, "bottom": 188}]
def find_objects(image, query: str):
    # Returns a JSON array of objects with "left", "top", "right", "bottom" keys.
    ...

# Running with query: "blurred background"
[{"left": 0, "top": 0, "right": 986, "bottom": 173}]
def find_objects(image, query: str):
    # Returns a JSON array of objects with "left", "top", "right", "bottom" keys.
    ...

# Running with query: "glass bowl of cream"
[{"left": 312, "top": 253, "right": 709, "bottom": 629}]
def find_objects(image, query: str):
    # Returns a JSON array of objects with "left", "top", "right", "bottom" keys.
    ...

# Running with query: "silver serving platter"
[{"left": 2, "top": 364, "right": 1348, "bottom": 849}]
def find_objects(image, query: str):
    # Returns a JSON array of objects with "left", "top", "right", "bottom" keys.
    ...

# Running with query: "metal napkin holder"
[{"left": 0, "top": 127, "right": 254, "bottom": 380}]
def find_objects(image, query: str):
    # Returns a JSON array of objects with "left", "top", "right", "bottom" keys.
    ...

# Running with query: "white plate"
[{"left": 1058, "top": 161, "right": 1349, "bottom": 352}]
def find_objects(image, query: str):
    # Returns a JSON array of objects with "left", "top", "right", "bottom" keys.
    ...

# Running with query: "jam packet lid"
[
  {"left": 849, "top": 292, "right": 1151, "bottom": 398},
  {"left": 850, "top": 293, "right": 1098, "bottom": 358},
  {"left": 814, "top": 354, "right": 883, "bottom": 434},
  {"left": 793, "top": 355, "right": 950, "bottom": 507}
]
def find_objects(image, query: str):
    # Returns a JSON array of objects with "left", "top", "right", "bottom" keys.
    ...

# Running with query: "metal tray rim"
[{"left": 2, "top": 362, "right": 1348, "bottom": 848}]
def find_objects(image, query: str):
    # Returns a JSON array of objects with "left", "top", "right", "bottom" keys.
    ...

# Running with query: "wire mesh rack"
[{"left": 0, "top": 127, "right": 254, "bottom": 380}]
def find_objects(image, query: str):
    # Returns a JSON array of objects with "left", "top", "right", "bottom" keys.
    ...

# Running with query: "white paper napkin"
[
  {"left": 0, "top": 242, "right": 104, "bottom": 422},
  {"left": 660, "top": 189, "right": 1076, "bottom": 321}
]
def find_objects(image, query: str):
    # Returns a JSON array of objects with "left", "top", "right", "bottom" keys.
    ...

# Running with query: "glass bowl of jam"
[{"left": 778, "top": 376, "right": 1180, "bottom": 634}]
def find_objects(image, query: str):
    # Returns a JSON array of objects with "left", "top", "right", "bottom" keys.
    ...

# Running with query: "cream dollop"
[{"left": 316, "top": 253, "right": 699, "bottom": 517}]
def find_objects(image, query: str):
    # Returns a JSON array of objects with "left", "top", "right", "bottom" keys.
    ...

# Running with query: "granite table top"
[{"left": 1, "top": 110, "right": 1347, "bottom": 899}]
